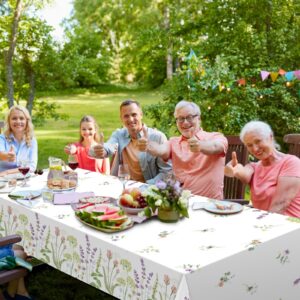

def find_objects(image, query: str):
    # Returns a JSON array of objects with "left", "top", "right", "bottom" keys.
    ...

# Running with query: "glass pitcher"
[{"left": 47, "top": 156, "right": 64, "bottom": 181}]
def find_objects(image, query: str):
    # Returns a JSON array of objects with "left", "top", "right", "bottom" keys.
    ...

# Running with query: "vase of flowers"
[{"left": 141, "top": 176, "right": 190, "bottom": 222}]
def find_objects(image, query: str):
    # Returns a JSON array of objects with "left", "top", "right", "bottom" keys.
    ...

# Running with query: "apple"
[
  {"left": 130, "top": 188, "right": 141, "bottom": 200},
  {"left": 120, "top": 193, "right": 139, "bottom": 208}
]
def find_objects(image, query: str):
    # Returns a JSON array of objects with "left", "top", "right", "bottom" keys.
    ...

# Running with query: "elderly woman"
[
  {"left": 0, "top": 105, "right": 38, "bottom": 176},
  {"left": 225, "top": 121, "right": 300, "bottom": 217}
]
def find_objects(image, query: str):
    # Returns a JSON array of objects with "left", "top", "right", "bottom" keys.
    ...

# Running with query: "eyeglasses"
[{"left": 175, "top": 115, "right": 199, "bottom": 123}]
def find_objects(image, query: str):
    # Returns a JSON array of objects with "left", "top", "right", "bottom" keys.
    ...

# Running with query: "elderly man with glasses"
[{"left": 139, "top": 100, "right": 228, "bottom": 199}]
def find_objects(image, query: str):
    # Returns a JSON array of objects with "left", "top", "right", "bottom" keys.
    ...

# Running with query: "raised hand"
[
  {"left": 231, "top": 151, "right": 238, "bottom": 167},
  {"left": 188, "top": 136, "right": 201, "bottom": 153},
  {"left": 137, "top": 126, "right": 148, "bottom": 152},
  {"left": 7, "top": 145, "right": 16, "bottom": 162},
  {"left": 224, "top": 151, "right": 240, "bottom": 177},
  {"left": 93, "top": 133, "right": 105, "bottom": 158},
  {"left": 64, "top": 144, "right": 76, "bottom": 155}
]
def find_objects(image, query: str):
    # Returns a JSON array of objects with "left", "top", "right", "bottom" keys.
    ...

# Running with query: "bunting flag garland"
[
  {"left": 294, "top": 70, "right": 300, "bottom": 79},
  {"left": 185, "top": 50, "right": 300, "bottom": 94},
  {"left": 261, "top": 71, "right": 270, "bottom": 81},
  {"left": 285, "top": 71, "right": 294, "bottom": 81},
  {"left": 237, "top": 78, "right": 246, "bottom": 86},
  {"left": 270, "top": 72, "right": 279, "bottom": 82}
]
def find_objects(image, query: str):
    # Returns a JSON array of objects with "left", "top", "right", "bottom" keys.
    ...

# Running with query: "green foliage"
[{"left": 145, "top": 0, "right": 300, "bottom": 142}]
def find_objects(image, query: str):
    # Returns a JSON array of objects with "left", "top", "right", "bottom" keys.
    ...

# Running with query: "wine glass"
[
  {"left": 68, "top": 155, "right": 79, "bottom": 171},
  {"left": 17, "top": 160, "right": 31, "bottom": 187},
  {"left": 118, "top": 164, "right": 130, "bottom": 189}
]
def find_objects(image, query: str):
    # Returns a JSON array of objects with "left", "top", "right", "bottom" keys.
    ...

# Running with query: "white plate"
[
  {"left": 204, "top": 201, "right": 243, "bottom": 215},
  {"left": 4, "top": 173, "right": 31, "bottom": 181},
  {"left": 47, "top": 186, "right": 76, "bottom": 192},
  {"left": 8, "top": 190, "right": 41, "bottom": 200}
]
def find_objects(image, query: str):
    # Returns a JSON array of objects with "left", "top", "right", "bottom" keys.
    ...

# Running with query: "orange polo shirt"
[{"left": 169, "top": 130, "right": 228, "bottom": 199}]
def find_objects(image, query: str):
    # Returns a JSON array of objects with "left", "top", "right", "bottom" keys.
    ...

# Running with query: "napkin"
[{"left": 53, "top": 192, "right": 95, "bottom": 205}]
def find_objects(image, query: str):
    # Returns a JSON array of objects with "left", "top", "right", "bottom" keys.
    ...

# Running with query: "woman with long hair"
[{"left": 0, "top": 105, "right": 37, "bottom": 176}]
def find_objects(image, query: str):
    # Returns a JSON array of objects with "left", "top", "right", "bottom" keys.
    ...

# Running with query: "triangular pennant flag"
[
  {"left": 261, "top": 71, "right": 270, "bottom": 81},
  {"left": 237, "top": 78, "right": 246, "bottom": 86},
  {"left": 187, "top": 49, "right": 197, "bottom": 60},
  {"left": 285, "top": 71, "right": 294, "bottom": 81},
  {"left": 294, "top": 70, "right": 300, "bottom": 79},
  {"left": 270, "top": 72, "right": 279, "bottom": 82},
  {"left": 278, "top": 69, "right": 286, "bottom": 75}
]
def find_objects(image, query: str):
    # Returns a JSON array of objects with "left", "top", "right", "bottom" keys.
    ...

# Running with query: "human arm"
[
  {"left": 188, "top": 135, "right": 226, "bottom": 155},
  {"left": 224, "top": 151, "right": 253, "bottom": 184},
  {"left": 138, "top": 127, "right": 170, "bottom": 161},
  {"left": 89, "top": 131, "right": 117, "bottom": 159},
  {"left": 0, "top": 146, "right": 16, "bottom": 162},
  {"left": 269, "top": 176, "right": 300, "bottom": 214},
  {"left": 64, "top": 144, "right": 77, "bottom": 155}
]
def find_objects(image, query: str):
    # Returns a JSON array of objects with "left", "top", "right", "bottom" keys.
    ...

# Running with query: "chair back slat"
[
  {"left": 224, "top": 135, "right": 249, "bottom": 199},
  {"left": 284, "top": 134, "right": 300, "bottom": 158}
]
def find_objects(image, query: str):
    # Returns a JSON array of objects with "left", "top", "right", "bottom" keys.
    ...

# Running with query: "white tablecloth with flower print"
[{"left": 0, "top": 169, "right": 300, "bottom": 300}]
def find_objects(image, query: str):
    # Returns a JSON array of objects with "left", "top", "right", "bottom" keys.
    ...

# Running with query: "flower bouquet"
[{"left": 141, "top": 176, "right": 190, "bottom": 222}]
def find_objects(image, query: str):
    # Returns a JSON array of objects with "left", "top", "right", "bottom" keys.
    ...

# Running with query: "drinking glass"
[
  {"left": 118, "top": 164, "right": 130, "bottom": 189},
  {"left": 17, "top": 160, "right": 31, "bottom": 187},
  {"left": 68, "top": 155, "right": 79, "bottom": 171}
]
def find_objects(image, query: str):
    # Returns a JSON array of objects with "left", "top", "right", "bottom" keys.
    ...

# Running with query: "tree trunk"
[
  {"left": 5, "top": 0, "right": 23, "bottom": 108},
  {"left": 164, "top": 6, "right": 173, "bottom": 80},
  {"left": 26, "top": 64, "right": 35, "bottom": 116}
]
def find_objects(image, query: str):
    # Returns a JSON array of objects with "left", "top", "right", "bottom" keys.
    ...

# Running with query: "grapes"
[{"left": 136, "top": 195, "right": 147, "bottom": 208}]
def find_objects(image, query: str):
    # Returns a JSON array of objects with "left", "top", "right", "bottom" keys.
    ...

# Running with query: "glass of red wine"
[
  {"left": 17, "top": 160, "right": 31, "bottom": 187},
  {"left": 68, "top": 155, "right": 79, "bottom": 171}
]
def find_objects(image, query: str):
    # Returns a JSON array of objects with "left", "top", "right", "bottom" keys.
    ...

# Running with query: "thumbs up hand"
[
  {"left": 224, "top": 151, "right": 241, "bottom": 177},
  {"left": 188, "top": 136, "right": 201, "bottom": 153},
  {"left": 93, "top": 132, "right": 106, "bottom": 158},
  {"left": 137, "top": 126, "right": 148, "bottom": 152},
  {"left": 7, "top": 146, "right": 16, "bottom": 162}
]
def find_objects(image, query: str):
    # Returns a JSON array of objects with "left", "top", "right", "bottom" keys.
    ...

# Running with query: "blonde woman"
[{"left": 0, "top": 105, "right": 38, "bottom": 176}]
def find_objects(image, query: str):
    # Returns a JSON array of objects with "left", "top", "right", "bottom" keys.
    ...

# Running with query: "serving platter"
[
  {"left": 8, "top": 190, "right": 41, "bottom": 200},
  {"left": 4, "top": 173, "right": 31, "bottom": 181},
  {"left": 75, "top": 215, "right": 133, "bottom": 233}
]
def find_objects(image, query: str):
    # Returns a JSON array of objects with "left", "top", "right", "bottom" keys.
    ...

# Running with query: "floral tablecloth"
[{"left": 0, "top": 169, "right": 300, "bottom": 300}]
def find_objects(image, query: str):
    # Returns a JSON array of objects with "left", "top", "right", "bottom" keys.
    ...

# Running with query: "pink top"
[
  {"left": 73, "top": 142, "right": 110, "bottom": 174},
  {"left": 249, "top": 154, "right": 300, "bottom": 217},
  {"left": 169, "top": 130, "right": 228, "bottom": 199}
]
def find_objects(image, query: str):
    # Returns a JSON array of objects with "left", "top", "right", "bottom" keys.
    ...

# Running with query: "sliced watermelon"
[{"left": 97, "top": 211, "right": 124, "bottom": 221}]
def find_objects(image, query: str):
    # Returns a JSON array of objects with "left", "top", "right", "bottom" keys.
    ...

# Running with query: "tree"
[{"left": 145, "top": 0, "right": 300, "bottom": 142}]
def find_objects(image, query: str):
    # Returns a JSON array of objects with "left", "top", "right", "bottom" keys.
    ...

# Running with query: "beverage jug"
[{"left": 47, "top": 157, "right": 64, "bottom": 181}]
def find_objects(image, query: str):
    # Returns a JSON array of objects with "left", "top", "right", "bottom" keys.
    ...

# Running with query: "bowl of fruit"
[{"left": 118, "top": 187, "right": 147, "bottom": 215}]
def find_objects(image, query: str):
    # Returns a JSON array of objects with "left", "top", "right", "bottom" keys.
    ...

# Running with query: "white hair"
[
  {"left": 174, "top": 100, "right": 201, "bottom": 117},
  {"left": 240, "top": 121, "right": 273, "bottom": 143}
]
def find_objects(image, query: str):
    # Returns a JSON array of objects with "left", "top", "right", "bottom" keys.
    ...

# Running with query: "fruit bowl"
[
  {"left": 118, "top": 201, "right": 144, "bottom": 215},
  {"left": 118, "top": 187, "right": 147, "bottom": 215}
]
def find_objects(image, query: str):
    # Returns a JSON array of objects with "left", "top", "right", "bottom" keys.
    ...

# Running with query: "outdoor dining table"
[{"left": 0, "top": 168, "right": 299, "bottom": 300}]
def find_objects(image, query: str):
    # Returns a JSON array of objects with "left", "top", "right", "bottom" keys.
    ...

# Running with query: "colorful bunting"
[
  {"left": 294, "top": 70, "right": 300, "bottom": 79},
  {"left": 270, "top": 72, "right": 279, "bottom": 82},
  {"left": 278, "top": 69, "right": 286, "bottom": 75},
  {"left": 261, "top": 71, "right": 270, "bottom": 81},
  {"left": 285, "top": 71, "right": 294, "bottom": 81},
  {"left": 237, "top": 78, "right": 246, "bottom": 86}
]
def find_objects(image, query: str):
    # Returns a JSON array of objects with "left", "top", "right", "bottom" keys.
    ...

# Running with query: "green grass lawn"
[{"left": 35, "top": 88, "right": 163, "bottom": 169}]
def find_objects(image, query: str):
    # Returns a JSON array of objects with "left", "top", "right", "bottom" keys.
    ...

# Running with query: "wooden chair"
[
  {"left": 0, "top": 235, "right": 28, "bottom": 300},
  {"left": 224, "top": 135, "right": 249, "bottom": 200},
  {"left": 283, "top": 134, "right": 300, "bottom": 158}
]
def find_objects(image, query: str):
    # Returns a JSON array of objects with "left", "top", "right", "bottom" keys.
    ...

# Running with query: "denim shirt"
[
  {"left": 0, "top": 134, "right": 38, "bottom": 172},
  {"left": 90, "top": 125, "right": 172, "bottom": 185}
]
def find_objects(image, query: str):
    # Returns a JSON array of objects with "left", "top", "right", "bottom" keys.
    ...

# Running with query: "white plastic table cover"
[{"left": 0, "top": 169, "right": 300, "bottom": 300}]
